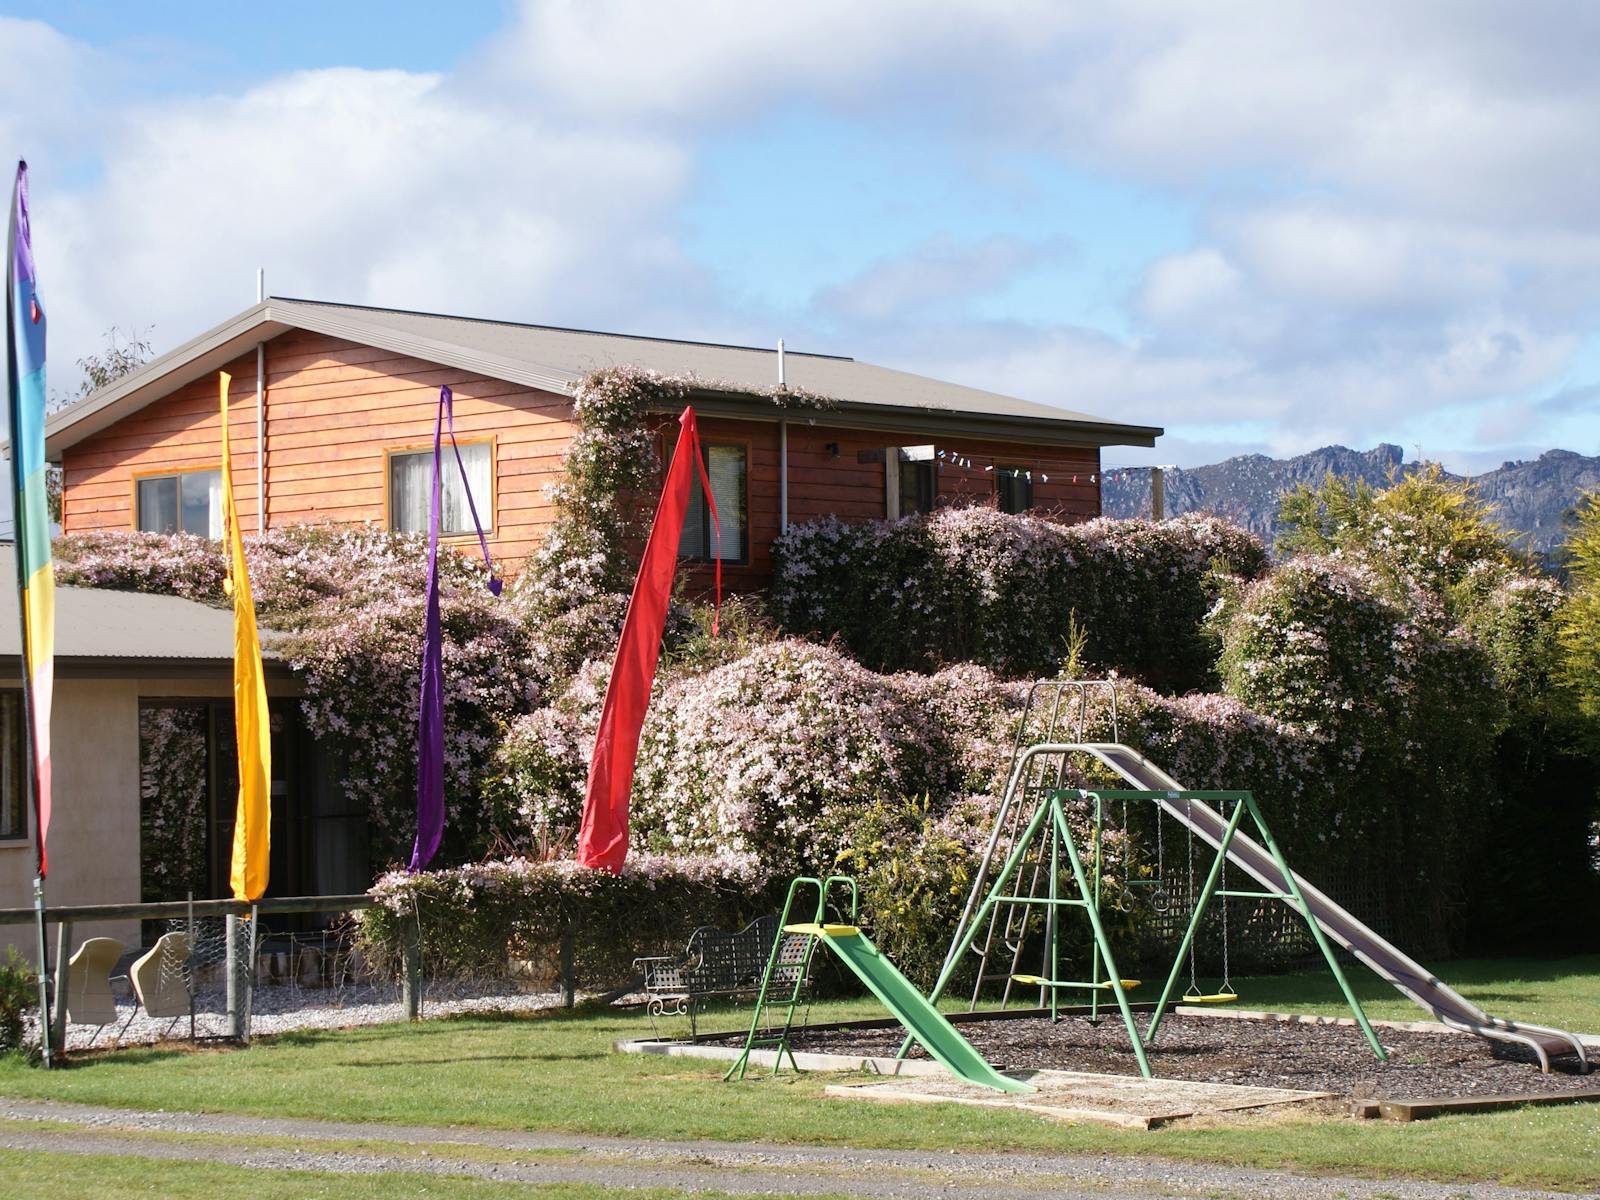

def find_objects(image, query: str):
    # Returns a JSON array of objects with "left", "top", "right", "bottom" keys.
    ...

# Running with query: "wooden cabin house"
[{"left": 46, "top": 299, "right": 1161, "bottom": 591}]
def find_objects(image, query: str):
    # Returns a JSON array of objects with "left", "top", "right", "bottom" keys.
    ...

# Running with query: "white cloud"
[
  {"left": 811, "top": 234, "right": 1063, "bottom": 326},
  {"left": 26, "top": 49, "right": 701, "bottom": 386},
  {"left": 14, "top": 2, "right": 1600, "bottom": 468},
  {"left": 0, "top": 19, "right": 108, "bottom": 163},
  {"left": 483, "top": 0, "right": 1076, "bottom": 126},
  {"left": 1140, "top": 248, "right": 1240, "bottom": 319}
]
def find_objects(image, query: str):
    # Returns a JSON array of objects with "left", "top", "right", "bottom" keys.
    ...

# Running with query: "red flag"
[{"left": 576, "top": 406, "right": 718, "bottom": 872}]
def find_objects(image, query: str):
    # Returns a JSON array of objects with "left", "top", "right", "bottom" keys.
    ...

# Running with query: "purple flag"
[{"left": 409, "top": 385, "right": 499, "bottom": 873}]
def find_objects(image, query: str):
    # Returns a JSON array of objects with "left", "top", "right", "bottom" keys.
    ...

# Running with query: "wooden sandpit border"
[{"left": 620, "top": 1004, "right": 1600, "bottom": 1124}]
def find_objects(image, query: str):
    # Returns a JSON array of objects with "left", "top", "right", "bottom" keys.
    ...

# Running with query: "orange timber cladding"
[{"left": 59, "top": 330, "right": 1103, "bottom": 589}]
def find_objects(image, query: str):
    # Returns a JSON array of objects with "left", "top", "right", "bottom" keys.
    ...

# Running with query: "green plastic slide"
[{"left": 785, "top": 923, "right": 1033, "bottom": 1095}]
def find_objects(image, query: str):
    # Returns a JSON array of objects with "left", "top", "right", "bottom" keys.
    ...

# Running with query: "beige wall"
[{"left": 0, "top": 675, "right": 242, "bottom": 958}]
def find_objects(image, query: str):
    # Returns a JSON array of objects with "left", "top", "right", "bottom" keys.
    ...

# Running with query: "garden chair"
[
  {"left": 64, "top": 936, "right": 126, "bottom": 1047},
  {"left": 127, "top": 931, "right": 193, "bottom": 1040}
]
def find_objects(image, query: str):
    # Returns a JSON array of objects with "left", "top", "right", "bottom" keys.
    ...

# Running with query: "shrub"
[
  {"left": 829, "top": 794, "right": 996, "bottom": 991},
  {"left": 59, "top": 526, "right": 538, "bottom": 868},
  {"left": 1216, "top": 555, "right": 1422, "bottom": 749},
  {"left": 0, "top": 945, "right": 35, "bottom": 1055},
  {"left": 770, "top": 509, "right": 1266, "bottom": 690},
  {"left": 496, "top": 641, "right": 1033, "bottom": 876},
  {"left": 632, "top": 641, "right": 954, "bottom": 872},
  {"left": 1210, "top": 554, "right": 1502, "bottom": 942},
  {"left": 55, "top": 530, "right": 224, "bottom": 598},
  {"left": 358, "top": 852, "right": 774, "bottom": 991},
  {"left": 1278, "top": 465, "right": 1513, "bottom": 614},
  {"left": 518, "top": 368, "right": 677, "bottom": 618},
  {"left": 1460, "top": 567, "right": 1568, "bottom": 730}
]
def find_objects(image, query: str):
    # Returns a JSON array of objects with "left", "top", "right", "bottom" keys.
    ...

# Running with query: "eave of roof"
[
  {"left": 0, "top": 545, "right": 286, "bottom": 665},
  {"left": 685, "top": 389, "right": 1161, "bottom": 449},
  {"left": 45, "top": 298, "right": 1162, "bottom": 457}
]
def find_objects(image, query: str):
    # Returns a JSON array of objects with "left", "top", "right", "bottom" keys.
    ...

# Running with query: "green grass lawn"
[{"left": 0, "top": 955, "right": 1596, "bottom": 1192}]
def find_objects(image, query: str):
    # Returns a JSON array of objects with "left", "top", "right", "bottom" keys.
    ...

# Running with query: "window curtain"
[
  {"left": 391, "top": 444, "right": 492, "bottom": 535},
  {"left": 681, "top": 445, "right": 745, "bottom": 561},
  {"left": 0, "top": 693, "right": 19, "bottom": 838},
  {"left": 441, "top": 443, "right": 492, "bottom": 535},
  {"left": 202, "top": 470, "right": 224, "bottom": 539},
  {"left": 390, "top": 451, "right": 431, "bottom": 534},
  {"left": 137, "top": 476, "right": 178, "bottom": 534}
]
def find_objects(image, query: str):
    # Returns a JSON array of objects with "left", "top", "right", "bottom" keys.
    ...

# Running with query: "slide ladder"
[{"left": 725, "top": 875, "right": 1031, "bottom": 1094}]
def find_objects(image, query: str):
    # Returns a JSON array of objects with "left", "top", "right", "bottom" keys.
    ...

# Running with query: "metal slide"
[
  {"left": 787, "top": 922, "right": 1034, "bottom": 1094},
  {"left": 1080, "top": 742, "right": 1590, "bottom": 1074}
]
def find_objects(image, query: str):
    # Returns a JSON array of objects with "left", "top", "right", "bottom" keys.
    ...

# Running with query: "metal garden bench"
[{"left": 634, "top": 914, "right": 811, "bottom": 1037}]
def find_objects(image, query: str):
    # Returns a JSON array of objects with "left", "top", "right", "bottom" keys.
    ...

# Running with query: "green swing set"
[{"left": 726, "top": 681, "right": 1394, "bottom": 1086}]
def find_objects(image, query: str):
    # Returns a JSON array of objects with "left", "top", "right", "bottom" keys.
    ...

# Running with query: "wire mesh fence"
[{"left": 6, "top": 894, "right": 628, "bottom": 1058}]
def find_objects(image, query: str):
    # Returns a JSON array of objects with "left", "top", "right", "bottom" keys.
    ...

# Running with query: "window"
[
  {"left": 681, "top": 444, "right": 747, "bottom": 562},
  {"left": 389, "top": 442, "right": 494, "bottom": 536},
  {"left": 0, "top": 692, "right": 24, "bottom": 841},
  {"left": 997, "top": 465, "right": 1032, "bottom": 514},
  {"left": 898, "top": 459, "right": 936, "bottom": 516},
  {"left": 136, "top": 469, "right": 222, "bottom": 537}
]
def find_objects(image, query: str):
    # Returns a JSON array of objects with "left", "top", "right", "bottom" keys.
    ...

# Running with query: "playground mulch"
[{"left": 755, "top": 1013, "right": 1600, "bottom": 1100}]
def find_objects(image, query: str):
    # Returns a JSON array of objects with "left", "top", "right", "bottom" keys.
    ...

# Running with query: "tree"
[
  {"left": 56, "top": 325, "right": 152, "bottom": 410},
  {"left": 1558, "top": 493, "right": 1600, "bottom": 724},
  {"left": 1278, "top": 463, "right": 1513, "bottom": 613}
]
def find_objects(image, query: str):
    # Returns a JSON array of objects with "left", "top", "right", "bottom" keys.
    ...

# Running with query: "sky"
[{"left": 5, "top": 0, "right": 1600, "bottom": 474}]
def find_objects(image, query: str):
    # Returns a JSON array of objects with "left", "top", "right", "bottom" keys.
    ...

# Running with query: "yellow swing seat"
[
  {"left": 1012, "top": 974, "right": 1141, "bottom": 990},
  {"left": 1181, "top": 991, "right": 1239, "bottom": 1004}
]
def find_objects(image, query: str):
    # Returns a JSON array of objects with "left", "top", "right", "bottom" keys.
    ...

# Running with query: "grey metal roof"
[
  {"left": 0, "top": 546, "right": 281, "bottom": 667},
  {"left": 45, "top": 298, "right": 1162, "bottom": 456}
]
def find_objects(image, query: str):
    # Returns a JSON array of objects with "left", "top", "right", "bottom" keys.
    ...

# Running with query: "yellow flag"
[{"left": 221, "top": 371, "right": 272, "bottom": 901}]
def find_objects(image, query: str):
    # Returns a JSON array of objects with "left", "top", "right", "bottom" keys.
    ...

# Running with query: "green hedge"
[
  {"left": 770, "top": 509, "right": 1267, "bottom": 690},
  {"left": 356, "top": 854, "right": 777, "bottom": 993}
]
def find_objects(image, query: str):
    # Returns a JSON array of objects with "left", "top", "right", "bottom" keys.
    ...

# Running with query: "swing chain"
[
  {"left": 1184, "top": 822, "right": 1199, "bottom": 999},
  {"left": 1150, "top": 800, "right": 1169, "bottom": 913},
  {"left": 1117, "top": 796, "right": 1135, "bottom": 910}
]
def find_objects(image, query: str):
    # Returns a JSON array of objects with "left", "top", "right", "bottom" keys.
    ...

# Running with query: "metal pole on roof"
[
  {"left": 777, "top": 339, "right": 789, "bottom": 531},
  {"left": 779, "top": 421, "right": 789, "bottom": 532},
  {"left": 256, "top": 269, "right": 266, "bottom": 534}
]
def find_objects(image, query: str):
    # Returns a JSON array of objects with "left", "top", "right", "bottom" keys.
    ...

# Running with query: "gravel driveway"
[{"left": 0, "top": 1097, "right": 1583, "bottom": 1200}]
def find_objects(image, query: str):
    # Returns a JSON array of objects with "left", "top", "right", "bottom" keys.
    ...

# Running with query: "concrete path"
[{"left": 0, "top": 1096, "right": 1567, "bottom": 1200}]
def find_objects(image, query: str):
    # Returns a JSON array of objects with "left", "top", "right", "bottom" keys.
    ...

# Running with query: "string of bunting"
[{"left": 930, "top": 447, "right": 1098, "bottom": 486}]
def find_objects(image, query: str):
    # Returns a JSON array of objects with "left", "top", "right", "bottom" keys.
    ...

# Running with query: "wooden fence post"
[
  {"left": 402, "top": 911, "right": 421, "bottom": 1021},
  {"left": 559, "top": 909, "right": 576, "bottom": 1009},
  {"left": 50, "top": 920, "right": 70, "bottom": 1052},
  {"left": 225, "top": 914, "right": 242, "bottom": 1040}
]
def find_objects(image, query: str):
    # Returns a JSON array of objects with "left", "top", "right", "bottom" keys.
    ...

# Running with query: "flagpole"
[
  {"left": 8, "top": 161, "right": 51, "bottom": 1067},
  {"left": 30, "top": 879, "right": 50, "bottom": 1067}
]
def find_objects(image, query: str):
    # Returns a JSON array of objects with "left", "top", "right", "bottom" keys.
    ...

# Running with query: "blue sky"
[{"left": 6, "top": 1, "right": 1600, "bottom": 473}]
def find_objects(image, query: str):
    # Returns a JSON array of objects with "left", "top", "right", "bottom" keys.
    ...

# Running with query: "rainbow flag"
[
  {"left": 219, "top": 372, "right": 271, "bottom": 901},
  {"left": 5, "top": 161, "right": 53, "bottom": 879}
]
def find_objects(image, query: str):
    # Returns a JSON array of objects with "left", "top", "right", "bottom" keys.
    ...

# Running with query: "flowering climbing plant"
[
  {"left": 771, "top": 508, "right": 1268, "bottom": 690},
  {"left": 520, "top": 365, "right": 835, "bottom": 617},
  {"left": 138, "top": 704, "right": 210, "bottom": 902},
  {"left": 61, "top": 525, "right": 537, "bottom": 866}
]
